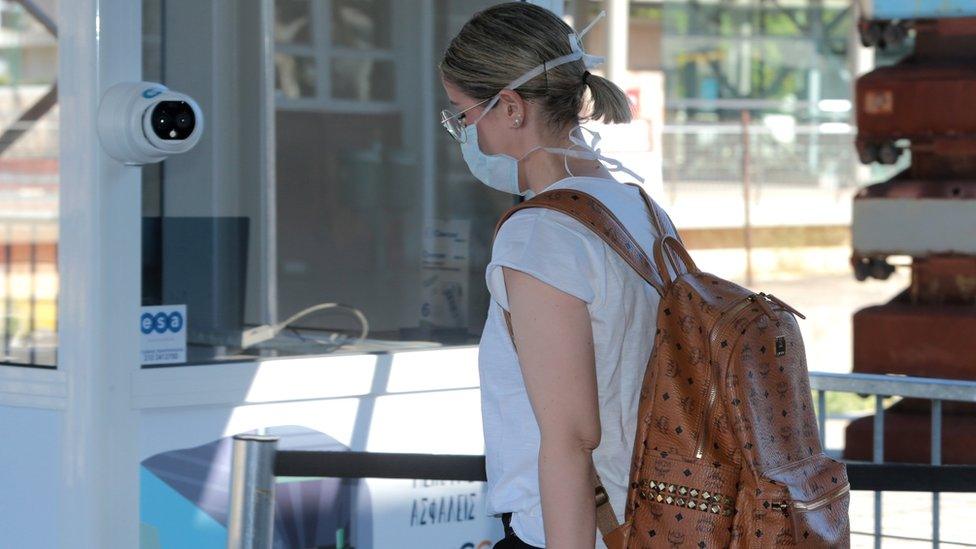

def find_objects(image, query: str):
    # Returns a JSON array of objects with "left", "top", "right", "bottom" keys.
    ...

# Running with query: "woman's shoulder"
[
  {"left": 495, "top": 205, "right": 606, "bottom": 253},
  {"left": 499, "top": 179, "right": 652, "bottom": 242},
  {"left": 487, "top": 203, "right": 609, "bottom": 310}
]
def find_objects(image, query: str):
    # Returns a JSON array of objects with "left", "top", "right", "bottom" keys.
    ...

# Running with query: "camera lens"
[
  {"left": 175, "top": 112, "right": 193, "bottom": 130},
  {"left": 150, "top": 101, "right": 196, "bottom": 140},
  {"left": 152, "top": 110, "right": 173, "bottom": 134}
]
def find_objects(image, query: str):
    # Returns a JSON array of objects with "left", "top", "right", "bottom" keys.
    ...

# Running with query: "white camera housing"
[{"left": 97, "top": 82, "right": 205, "bottom": 165}]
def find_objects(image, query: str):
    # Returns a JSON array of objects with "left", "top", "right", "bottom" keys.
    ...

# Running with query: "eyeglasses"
[{"left": 440, "top": 97, "right": 492, "bottom": 143}]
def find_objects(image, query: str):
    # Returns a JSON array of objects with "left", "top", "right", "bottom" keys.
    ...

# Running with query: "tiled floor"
[{"left": 849, "top": 490, "right": 976, "bottom": 547}]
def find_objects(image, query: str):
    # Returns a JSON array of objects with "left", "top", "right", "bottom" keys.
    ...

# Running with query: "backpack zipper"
[
  {"left": 759, "top": 292, "right": 806, "bottom": 320},
  {"left": 792, "top": 483, "right": 850, "bottom": 512},
  {"left": 695, "top": 293, "right": 760, "bottom": 459},
  {"left": 771, "top": 483, "right": 850, "bottom": 516}
]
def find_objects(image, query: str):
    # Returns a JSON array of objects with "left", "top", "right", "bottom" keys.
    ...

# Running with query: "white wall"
[{"left": 0, "top": 405, "right": 62, "bottom": 548}]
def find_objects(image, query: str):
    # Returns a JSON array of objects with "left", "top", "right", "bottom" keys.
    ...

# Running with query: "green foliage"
[
  {"left": 815, "top": 391, "right": 900, "bottom": 416},
  {"left": 660, "top": 1, "right": 852, "bottom": 105},
  {"left": 631, "top": 4, "right": 662, "bottom": 21}
]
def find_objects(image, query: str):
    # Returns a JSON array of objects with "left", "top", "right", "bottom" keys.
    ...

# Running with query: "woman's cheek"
[{"left": 477, "top": 124, "right": 506, "bottom": 156}]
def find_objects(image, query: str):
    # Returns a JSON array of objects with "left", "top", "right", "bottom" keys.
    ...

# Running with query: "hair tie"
[{"left": 582, "top": 71, "right": 591, "bottom": 85}]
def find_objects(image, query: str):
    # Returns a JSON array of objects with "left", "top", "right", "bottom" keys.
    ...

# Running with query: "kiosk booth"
[{"left": 0, "top": 0, "right": 609, "bottom": 547}]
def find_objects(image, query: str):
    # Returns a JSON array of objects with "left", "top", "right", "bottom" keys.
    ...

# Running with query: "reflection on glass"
[
  {"left": 0, "top": 0, "right": 59, "bottom": 367},
  {"left": 143, "top": 0, "right": 512, "bottom": 366},
  {"left": 660, "top": 0, "right": 859, "bottom": 189},
  {"left": 275, "top": 53, "right": 317, "bottom": 99},
  {"left": 330, "top": 57, "right": 394, "bottom": 102},
  {"left": 274, "top": 0, "right": 312, "bottom": 45},
  {"left": 331, "top": 0, "right": 391, "bottom": 50}
]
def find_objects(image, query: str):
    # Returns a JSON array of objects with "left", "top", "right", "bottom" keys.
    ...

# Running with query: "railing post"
[
  {"left": 227, "top": 435, "right": 279, "bottom": 549},
  {"left": 873, "top": 395, "right": 885, "bottom": 549},
  {"left": 817, "top": 389, "right": 827, "bottom": 445},
  {"left": 931, "top": 399, "right": 942, "bottom": 548}
]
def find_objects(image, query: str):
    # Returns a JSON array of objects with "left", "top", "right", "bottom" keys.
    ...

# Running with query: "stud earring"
[{"left": 514, "top": 117, "right": 522, "bottom": 128}]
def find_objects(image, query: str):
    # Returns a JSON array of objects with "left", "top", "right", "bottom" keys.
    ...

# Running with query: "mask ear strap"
[
  {"left": 476, "top": 9, "right": 608, "bottom": 126},
  {"left": 578, "top": 10, "right": 606, "bottom": 38},
  {"left": 471, "top": 96, "right": 500, "bottom": 125},
  {"left": 570, "top": 10, "right": 607, "bottom": 69},
  {"left": 568, "top": 125, "right": 647, "bottom": 183}
]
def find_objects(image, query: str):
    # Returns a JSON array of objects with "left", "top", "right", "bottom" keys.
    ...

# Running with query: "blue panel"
[
  {"left": 0, "top": 406, "right": 61, "bottom": 549},
  {"left": 140, "top": 467, "right": 227, "bottom": 549},
  {"left": 873, "top": 0, "right": 976, "bottom": 20},
  {"left": 140, "top": 427, "right": 372, "bottom": 548}
]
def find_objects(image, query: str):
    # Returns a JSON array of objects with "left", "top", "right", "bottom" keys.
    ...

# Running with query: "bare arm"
[{"left": 503, "top": 266, "right": 601, "bottom": 548}]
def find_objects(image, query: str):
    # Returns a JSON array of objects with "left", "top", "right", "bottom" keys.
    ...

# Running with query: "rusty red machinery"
[{"left": 847, "top": 11, "right": 976, "bottom": 464}]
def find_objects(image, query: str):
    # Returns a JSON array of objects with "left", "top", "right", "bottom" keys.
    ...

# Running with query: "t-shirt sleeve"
[
  {"left": 650, "top": 197, "right": 681, "bottom": 241},
  {"left": 486, "top": 209, "right": 607, "bottom": 312}
]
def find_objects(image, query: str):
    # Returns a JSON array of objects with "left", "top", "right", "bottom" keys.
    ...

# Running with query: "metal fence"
[
  {"left": 663, "top": 121, "right": 863, "bottom": 190},
  {"left": 809, "top": 372, "right": 976, "bottom": 549},
  {"left": 226, "top": 371, "right": 976, "bottom": 549}
]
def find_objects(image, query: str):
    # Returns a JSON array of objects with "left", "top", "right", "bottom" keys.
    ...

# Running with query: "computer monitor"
[{"left": 142, "top": 216, "right": 250, "bottom": 347}]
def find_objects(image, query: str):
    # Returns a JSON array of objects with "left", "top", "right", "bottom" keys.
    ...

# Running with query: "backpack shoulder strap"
[
  {"left": 493, "top": 189, "right": 665, "bottom": 297},
  {"left": 624, "top": 182, "right": 667, "bottom": 237},
  {"left": 624, "top": 181, "right": 686, "bottom": 275}
]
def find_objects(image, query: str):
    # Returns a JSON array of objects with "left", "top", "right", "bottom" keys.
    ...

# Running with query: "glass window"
[
  {"left": 275, "top": 0, "right": 313, "bottom": 45},
  {"left": 0, "top": 0, "right": 58, "bottom": 368},
  {"left": 275, "top": 54, "right": 318, "bottom": 99},
  {"left": 142, "top": 0, "right": 513, "bottom": 366},
  {"left": 656, "top": 0, "right": 863, "bottom": 187},
  {"left": 331, "top": 0, "right": 392, "bottom": 50}
]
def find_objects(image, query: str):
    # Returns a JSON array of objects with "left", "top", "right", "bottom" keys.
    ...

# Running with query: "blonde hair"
[{"left": 440, "top": 2, "right": 632, "bottom": 130}]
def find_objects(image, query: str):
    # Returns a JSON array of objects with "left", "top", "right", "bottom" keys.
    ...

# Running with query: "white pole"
[
  {"left": 606, "top": 0, "right": 629, "bottom": 83},
  {"left": 58, "top": 0, "right": 143, "bottom": 546}
]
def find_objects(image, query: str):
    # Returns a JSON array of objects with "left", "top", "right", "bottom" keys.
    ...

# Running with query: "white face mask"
[
  {"left": 454, "top": 10, "right": 643, "bottom": 197},
  {"left": 459, "top": 123, "right": 643, "bottom": 197}
]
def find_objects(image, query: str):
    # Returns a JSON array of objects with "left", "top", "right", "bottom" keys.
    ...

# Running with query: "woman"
[{"left": 439, "top": 3, "right": 679, "bottom": 548}]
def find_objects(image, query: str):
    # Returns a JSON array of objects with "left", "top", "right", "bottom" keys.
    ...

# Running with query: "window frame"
[{"left": 274, "top": 0, "right": 400, "bottom": 113}]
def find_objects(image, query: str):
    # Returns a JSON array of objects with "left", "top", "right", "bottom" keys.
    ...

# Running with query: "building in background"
[{"left": 0, "top": 0, "right": 58, "bottom": 367}]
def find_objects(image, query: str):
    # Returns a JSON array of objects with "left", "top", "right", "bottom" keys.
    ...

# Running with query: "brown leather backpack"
[{"left": 495, "top": 186, "right": 850, "bottom": 548}]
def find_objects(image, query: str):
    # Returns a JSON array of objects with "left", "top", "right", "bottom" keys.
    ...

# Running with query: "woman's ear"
[{"left": 497, "top": 90, "right": 525, "bottom": 128}]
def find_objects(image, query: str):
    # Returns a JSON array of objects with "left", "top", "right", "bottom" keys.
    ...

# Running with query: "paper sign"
[
  {"left": 420, "top": 219, "right": 471, "bottom": 328},
  {"left": 140, "top": 305, "right": 187, "bottom": 365}
]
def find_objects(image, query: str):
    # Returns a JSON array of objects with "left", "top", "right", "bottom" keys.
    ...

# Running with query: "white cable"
[
  {"left": 277, "top": 303, "right": 369, "bottom": 340},
  {"left": 240, "top": 302, "right": 370, "bottom": 351}
]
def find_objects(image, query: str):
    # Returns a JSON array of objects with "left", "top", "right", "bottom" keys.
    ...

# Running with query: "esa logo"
[
  {"left": 140, "top": 311, "right": 184, "bottom": 334},
  {"left": 459, "top": 542, "right": 492, "bottom": 549}
]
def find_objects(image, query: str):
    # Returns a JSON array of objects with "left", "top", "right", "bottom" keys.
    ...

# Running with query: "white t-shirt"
[{"left": 477, "top": 176, "right": 680, "bottom": 547}]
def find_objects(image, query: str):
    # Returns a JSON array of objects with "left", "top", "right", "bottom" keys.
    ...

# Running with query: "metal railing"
[
  {"left": 226, "top": 372, "right": 976, "bottom": 549},
  {"left": 808, "top": 372, "right": 976, "bottom": 549}
]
